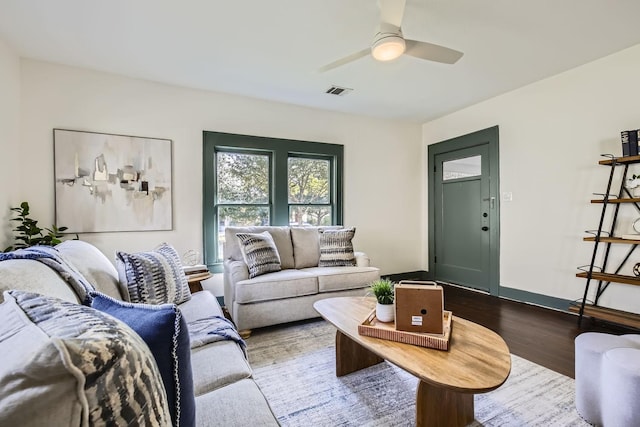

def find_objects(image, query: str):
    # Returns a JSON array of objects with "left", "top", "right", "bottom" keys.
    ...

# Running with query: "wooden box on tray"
[{"left": 394, "top": 281, "right": 444, "bottom": 334}]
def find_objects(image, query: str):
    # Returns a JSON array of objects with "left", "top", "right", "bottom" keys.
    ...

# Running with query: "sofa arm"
[
  {"left": 354, "top": 251, "right": 370, "bottom": 267},
  {"left": 223, "top": 259, "right": 249, "bottom": 309}
]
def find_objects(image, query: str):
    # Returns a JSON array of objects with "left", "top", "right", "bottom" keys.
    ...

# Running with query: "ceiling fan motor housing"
[{"left": 371, "top": 24, "right": 406, "bottom": 61}]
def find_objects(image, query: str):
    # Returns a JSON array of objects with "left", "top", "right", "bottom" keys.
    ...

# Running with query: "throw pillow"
[
  {"left": 236, "top": 231, "right": 282, "bottom": 278},
  {"left": 0, "top": 290, "right": 171, "bottom": 426},
  {"left": 291, "top": 227, "right": 321, "bottom": 268},
  {"left": 89, "top": 292, "right": 195, "bottom": 427},
  {"left": 319, "top": 227, "right": 357, "bottom": 267},
  {"left": 116, "top": 242, "right": 191, "bottom": 305}
]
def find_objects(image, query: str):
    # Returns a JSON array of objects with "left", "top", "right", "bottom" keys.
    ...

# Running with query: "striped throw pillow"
[
  {"left": 116, "top": 243, "right": 191, "bottom": 305},
  {"left": 319, "top": 227, "right": 356, "bottom": 267},
  {"left": 236, "top": 231, "right": 282, "bottom": 278}
]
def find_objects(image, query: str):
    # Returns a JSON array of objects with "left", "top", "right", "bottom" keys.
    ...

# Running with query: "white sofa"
[
  {"left": 0, "top": 240, "right": 279, "bottom": 426},
  {"left": 223, "top": 226, "right": 380, "bottom": 332}
]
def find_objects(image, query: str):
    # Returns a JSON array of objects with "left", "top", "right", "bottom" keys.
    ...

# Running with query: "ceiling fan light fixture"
[{"left": 371, "top": 34, "right": 406, "bottom": 61}]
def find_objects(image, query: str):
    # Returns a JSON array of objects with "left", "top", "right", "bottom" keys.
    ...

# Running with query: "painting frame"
[{"left": 53, "top": 129, "right": 173, "bottom": 233}]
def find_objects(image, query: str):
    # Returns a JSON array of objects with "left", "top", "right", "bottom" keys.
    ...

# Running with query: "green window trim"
[{"left": 203, "top": 131, "right": 344, "bottom": 272}]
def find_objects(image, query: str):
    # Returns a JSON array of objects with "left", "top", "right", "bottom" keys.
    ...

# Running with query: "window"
[
  {"left": 442, "top": 155, "right": 481, "bottom": 181},
  {"left": 288, "top": 156, "right": 332, "bottom": 226},
  {"left": 203, "top": 132, "right": 343, "bottom": 271},
  {"left": 215, "top": 151, "right": 271, "bottom": 258}
]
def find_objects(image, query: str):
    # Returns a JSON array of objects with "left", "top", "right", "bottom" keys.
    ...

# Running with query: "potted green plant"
[
  {"left": 3, "top": 202, "right": 73, "bottom": 252},
  {"left": 369, "top": 278, "right": 395, "bottom": 323}
]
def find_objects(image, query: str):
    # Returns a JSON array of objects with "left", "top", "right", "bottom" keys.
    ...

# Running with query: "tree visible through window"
[
  {"left": 288, "top": 157, "right": 331, "bottom": 226},
  {"left": 215, "top": 151, "right": 270, "bottom": 257}
]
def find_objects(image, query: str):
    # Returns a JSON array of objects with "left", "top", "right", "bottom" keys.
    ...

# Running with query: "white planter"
[
  {"left": 376, "top": 302, "right": 395, "bottom": 323},
  {"left": 627, "top": 179, "right": 640, "bottom": 197}
]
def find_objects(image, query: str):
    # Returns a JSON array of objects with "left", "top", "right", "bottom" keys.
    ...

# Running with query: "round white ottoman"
[
  {"left": 601, "top": 347, "right": 640, "bottom": 427},
  {"left": 574, "top": 333, "right": 632, "bottom": 424}
]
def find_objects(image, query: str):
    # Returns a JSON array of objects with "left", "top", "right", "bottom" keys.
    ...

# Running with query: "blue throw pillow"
[{"left": 89, "top": 292, "right": 195, "bottom": 427}]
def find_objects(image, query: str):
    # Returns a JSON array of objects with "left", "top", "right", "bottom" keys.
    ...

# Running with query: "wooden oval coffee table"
[{"left": 314, "top": 297, "right": 511, "bottom": 427}]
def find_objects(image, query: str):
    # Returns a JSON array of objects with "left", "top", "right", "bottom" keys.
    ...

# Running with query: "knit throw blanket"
[
  {"left": 187, "top": 315, "right": 247, "bottom": 357},
  {"left": 0, "top": 246, "right": 95, "bottom": 302}
]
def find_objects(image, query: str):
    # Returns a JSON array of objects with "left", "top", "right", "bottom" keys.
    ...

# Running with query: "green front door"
[
  {"left": 429, "top": 126, "right": 499, "bottom": 295},
  {"left": 434, "top": 145, "right": 490, "bottom": 291}
]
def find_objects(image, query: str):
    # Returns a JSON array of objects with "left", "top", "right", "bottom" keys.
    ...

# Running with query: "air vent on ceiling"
[{"left": 325, "top": 85, "right": 353, "bottom": 96}]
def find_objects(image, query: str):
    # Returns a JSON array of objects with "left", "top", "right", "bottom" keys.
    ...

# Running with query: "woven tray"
[{"left": 358, "top": 309, "right": 453, "bottom": 351}]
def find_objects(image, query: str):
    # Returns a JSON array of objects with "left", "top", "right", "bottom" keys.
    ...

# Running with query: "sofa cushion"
[
  {"left": 235, "top": 270, "right": 318, "bottom": 304},
  {"left": 56, "top": 239, "right": 123, "bottom": 300},
  {"left": 179, "top": 290, "right": 224, "bottom": 323},
  {"left": 236, "top": 231, "right": 282, "bottom": 278},
  {"left": 90, "top": 292, "right": 195, "bottom": 427},
  {"left": 225, "top": 226, "right": 295, "bottom": 269},
  {"left": 116, "top": 242, "right": 191, "bottom": 305},
  {"left": 0, "top": 290, "right": 170, "bottom": 426},
  {"left": 303, "top": 266, "right": 380, "bottom": 293},
  {"left": 191, "top": 340, "right": 252, "bottom": 396},
  {"left": 291, "top": 227, "right": 321, "bottom": 268},
  {"left": 195, "top": 379, "right": 278, "bottom": 426},
  {"left": 318, "top": 227, "right": 356, "bottom": 267}
]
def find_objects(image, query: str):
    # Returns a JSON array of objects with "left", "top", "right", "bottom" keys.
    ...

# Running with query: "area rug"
[{"left": 246, "top": 319, "right": 588, "bottom": 427}]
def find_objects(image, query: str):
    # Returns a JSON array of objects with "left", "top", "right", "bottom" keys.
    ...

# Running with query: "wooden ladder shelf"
[{"left": 575, "top": 154, "right": 640, "bottom": 329}]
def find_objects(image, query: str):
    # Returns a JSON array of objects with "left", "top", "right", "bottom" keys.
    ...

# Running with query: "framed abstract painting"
[{"left": 53, "top": 129, "right": 173, "bottom": 233}]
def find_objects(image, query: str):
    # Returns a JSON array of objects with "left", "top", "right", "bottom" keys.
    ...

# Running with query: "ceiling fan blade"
[
  {"left": 318, "top": 48, "right": 370, "bottom": 72},
  {"left": 404, "top": 39, "right": 463, "bottom": 64},
  {"left": 379, "top": 0, "right": 406, "bottom": 28}
]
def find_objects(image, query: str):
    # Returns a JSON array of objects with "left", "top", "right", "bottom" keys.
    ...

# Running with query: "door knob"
[{"left": 482, "top": 226, "right": 489, "bottom": 231}]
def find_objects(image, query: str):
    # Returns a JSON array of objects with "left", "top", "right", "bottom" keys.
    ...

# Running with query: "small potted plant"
[{"left": 369, "top": 278, "right": 395, "bottom": 323}]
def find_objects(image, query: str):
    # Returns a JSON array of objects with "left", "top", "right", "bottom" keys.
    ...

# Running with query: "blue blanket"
[
  {"left": 0, "top": 246, "right": 95, "bottom": 302},
  {"left": 187, "top": 315, "right": 247, "bottom": 357}
]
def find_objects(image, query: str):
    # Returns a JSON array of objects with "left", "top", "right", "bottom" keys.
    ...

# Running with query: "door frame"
[{"left": 427, "top": 126, "right": 500, "bottom": 295}]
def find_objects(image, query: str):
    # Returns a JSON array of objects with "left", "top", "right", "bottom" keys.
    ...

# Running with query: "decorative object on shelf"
[
  {"left": 182, "top": 250, "right": 201, "bottom": 267},
  {"left": 3, "top": 201, "right": 75, "bottom": 252},
  {"left": 620, "top": 234, "right": 640, "bottom": 240},
  {"left": 626, "top": 174, "right": 640, "bottom": 197},
  {"left": 53, "top": 129, "right": 173, "bottom": 233},
  {"left": 369, "top": 278, "right": 395, "bottom": 323},
  {"left": 633, "top": 263, "right": 640, "bottom": 277},
  {"left": 619, "top": 219, "right": 640, "bottom": 240},
  {"left": 621, "top": 130, "right": 640, "bottom": 157}
]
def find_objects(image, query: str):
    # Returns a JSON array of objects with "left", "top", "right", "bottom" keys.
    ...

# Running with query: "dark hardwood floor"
[{"left": 440, "top": 283, "right": 637, "bottom": 378}]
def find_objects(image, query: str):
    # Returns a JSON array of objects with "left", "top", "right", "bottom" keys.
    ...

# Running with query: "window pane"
[
  {"left": 288, "top": 157, "right": 330, "bottom": 204},
  {"left": 289, "top": 206, "right": 332, "bottom": 226},
  {"left": 217, "top": 206, "right": 270, "bottom": 257},
  {"left": 217, "top": 152, "right": 269, "bottom": 203},
  {"left": 443, "top": 155, "right": 481, "bottom": 181}
]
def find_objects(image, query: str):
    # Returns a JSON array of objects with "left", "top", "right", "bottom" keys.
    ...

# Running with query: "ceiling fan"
[{"left": 319, "top": 0, "right": 463, "bottom": 72}]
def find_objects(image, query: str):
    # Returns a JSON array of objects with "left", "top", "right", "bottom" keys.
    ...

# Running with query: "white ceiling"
[{"left": 2, "top": 0, "right": 640, "bottom": 123}]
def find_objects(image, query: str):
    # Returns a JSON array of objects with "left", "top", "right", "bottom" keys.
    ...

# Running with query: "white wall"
[
  {"left": 17, "top": 59, "right": 422, "bottom": 274},
  {"left": 0, "top": 39, "right": 21, "bottom": 249},
  {"left": 423, "top": 43, "right": 640, "bottom": 313}
]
